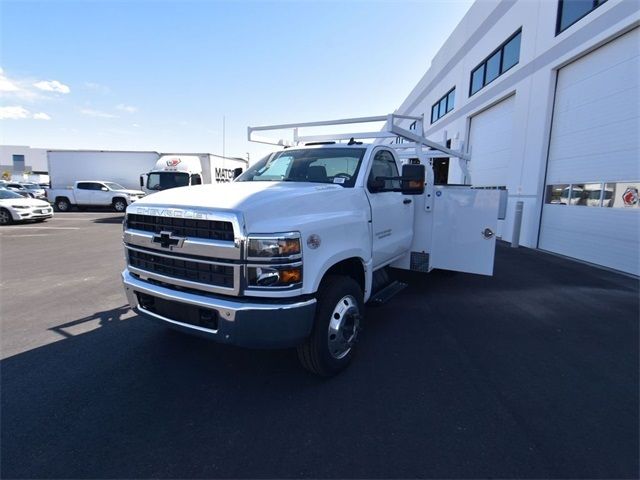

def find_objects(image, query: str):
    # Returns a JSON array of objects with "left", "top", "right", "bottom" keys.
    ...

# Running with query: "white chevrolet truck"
[{"left": 122, "top": 115, "right": 502, "bottom": 375}]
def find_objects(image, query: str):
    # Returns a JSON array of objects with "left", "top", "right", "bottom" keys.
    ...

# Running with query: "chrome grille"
[
  {"left": 124, "top": 210, "right": 242, "bottom": 296},
  {"left": 126, "top": 214, "right": 234, "bottom": 241},
  {"left": 128, "top": 249, "right": 234, "bottom": 288}
]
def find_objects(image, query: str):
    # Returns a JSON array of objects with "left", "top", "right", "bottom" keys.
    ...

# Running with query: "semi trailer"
[{"left": 47, "top": 150, "right": 161, "bottom": 191}]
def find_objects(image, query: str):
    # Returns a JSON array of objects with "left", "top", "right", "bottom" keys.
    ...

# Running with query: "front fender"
[{"left": 313, "top": 251, "right": 374, "bottom": 302}]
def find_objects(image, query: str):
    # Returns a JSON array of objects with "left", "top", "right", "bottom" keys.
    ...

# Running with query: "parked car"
[
  {"left": 2, "top": 184, "right": 31, "bottom": 198},
  {"left": 0, "top": 189, "right": 54, "bottom": 225},
  {"left": 47, "top": 180, "right": 146, "bottom": 212},
  {"left": 20, "top": 182, "right": 47, "bottom": 200},
  {"left": 5, "top": 183, "right": 36, "bottom": 198}
]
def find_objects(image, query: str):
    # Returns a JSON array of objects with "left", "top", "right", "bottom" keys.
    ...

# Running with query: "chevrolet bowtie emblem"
[{"left": 152, "top": 231, "right": 185, "bottom": 249}]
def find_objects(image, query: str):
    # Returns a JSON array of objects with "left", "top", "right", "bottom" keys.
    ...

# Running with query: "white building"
[
  {"left": 0, "top": 145, "right": 48, "bottom": 181},
  {"left": 393, "top": 0, "right": 639, "bottom": 275}
]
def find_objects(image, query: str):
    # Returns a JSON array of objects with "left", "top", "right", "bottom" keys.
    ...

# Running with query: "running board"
[{"left": 367, "top": 281, "right": 407, "bottom": 306}]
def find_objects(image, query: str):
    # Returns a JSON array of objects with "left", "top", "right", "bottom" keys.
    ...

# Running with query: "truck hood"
[{"left": 132, "top": 181, "right": 368, "bottom": 231}]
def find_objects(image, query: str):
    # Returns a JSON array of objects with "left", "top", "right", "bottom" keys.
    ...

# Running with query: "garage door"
[
  {"left": 468, "top": 95, "right": 515, "bottom": 239},
  {"left": 539, "top": 29, "right": 640, "bottom": 275},
  {"left": 468, "top": 95, "right": 515, "bottom": 187}
]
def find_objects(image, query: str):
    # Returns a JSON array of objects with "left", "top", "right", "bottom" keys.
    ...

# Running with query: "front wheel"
[
  {"left": 112, "top": 198, "right": 127, "bottom": 212},
  {"left": 297, "top": 275, "right": 364, "bottom": 376},
  {"left": 55, "top": 198, "right": 71, "bottom": 212},
  {"left": 0, "top": 208, "right": 13, "bottom": 225}
]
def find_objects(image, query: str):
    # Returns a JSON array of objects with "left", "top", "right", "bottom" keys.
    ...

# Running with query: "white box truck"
[
  {"left": 140, "top": 154, "right": 247, "bottom": 192},
  {"left": 121, "top": 114, "right": 502, "bottom": 376}
]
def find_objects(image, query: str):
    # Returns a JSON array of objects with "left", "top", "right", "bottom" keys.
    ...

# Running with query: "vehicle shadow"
[
  {"left": 92, "top": 215, "right": 125, "bottom": 224},
  {"left": 48, "top": 305, "right": 132, "bottom": 338},
  {"left": 1, "top": 246, "right": 638, "bottom": 479}
]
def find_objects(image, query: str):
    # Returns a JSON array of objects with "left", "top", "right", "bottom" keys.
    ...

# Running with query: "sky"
[{"left": 0, "top": 0, "right": 473, "bottom": 161}]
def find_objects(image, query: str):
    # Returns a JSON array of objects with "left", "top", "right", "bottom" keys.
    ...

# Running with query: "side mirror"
[
  {"left": 401, "top": 164, "right": 425, "bottom": 195},
  {"left": 233, "top": 167, "right": 243, "bottom": 179},
  {"left": 101, "top": 186, "right": 109, "bottom": 191}
]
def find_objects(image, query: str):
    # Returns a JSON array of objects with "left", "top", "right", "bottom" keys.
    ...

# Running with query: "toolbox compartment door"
[{"left": 429, "top": 186, "right": 500, "bottom": 276}]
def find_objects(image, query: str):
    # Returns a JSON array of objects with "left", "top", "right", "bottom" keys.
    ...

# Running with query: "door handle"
[{"left": 403, "top": 199, "right": 412, "bottom": 204}]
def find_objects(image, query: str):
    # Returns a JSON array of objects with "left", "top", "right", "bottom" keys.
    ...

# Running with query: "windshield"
[
  {"left": 236, "top": 148, "right": 366, "bottom": 187},
  {"left": 103, "top": 182, "right": 126, "bottom": 190},
  {"left": 147, "top": 172, "right": 190, "bottom": 190},
  {"left": 0, "top": 189, "right": 24, "bottom": 199},
  {"left": 23, "top": 183, "right": 40, "bottom": 189}
]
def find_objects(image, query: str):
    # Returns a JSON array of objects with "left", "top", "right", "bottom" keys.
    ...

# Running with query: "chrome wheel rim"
[
  {"left": 0, "top": 210, "right": 9, "bottom": 224},
  {"left": 327, "top": 295, "right": 360, "bottom": 360},
  {"left": 114, "top": 201, "right": 126, "bottom": 212},
  {"left": 57, "top": 201, "right": 68, "bottom": 211}
]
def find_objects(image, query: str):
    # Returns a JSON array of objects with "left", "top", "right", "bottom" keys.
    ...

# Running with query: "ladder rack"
[{"left": 247, "top": 113, "right": 470, "bottom": 162}]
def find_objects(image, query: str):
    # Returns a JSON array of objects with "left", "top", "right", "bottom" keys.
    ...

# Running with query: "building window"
[
  {"left": 12, "top": 154, "right": 25, "bottom": 173},
  {"left": 556, "top": 0, "right": 607, "bottom": 35},
  {"left": 469, "top": 30, "right": 522, "bottom": 96},
  {"left": 545, "top": 182, "right": 639, "bottom": 208},
  {"left": 431, "top": 87, "right": 456, "bottom": 124}
]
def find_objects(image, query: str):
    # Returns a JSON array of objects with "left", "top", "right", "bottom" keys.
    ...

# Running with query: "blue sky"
[{"left": 0, "top": 0, "right": 473, "bottom": 160}]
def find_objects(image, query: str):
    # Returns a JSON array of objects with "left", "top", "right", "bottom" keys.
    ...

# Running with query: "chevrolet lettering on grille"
[{"left": 152, "top": 231, "right": 185, "bottom": 249}]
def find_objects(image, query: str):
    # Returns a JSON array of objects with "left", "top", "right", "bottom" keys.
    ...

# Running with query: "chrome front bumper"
[{"left": 122, "top": 269, "right": 316, "bottom": 348}]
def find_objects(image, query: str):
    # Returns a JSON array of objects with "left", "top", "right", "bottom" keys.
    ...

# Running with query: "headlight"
[
  {"left": 11, "top": 205, "right": 29, "bottom": 209},
  {"left": 247, "top": 265, "right": 302, "bottom": 288},
  {"left": 247, "top": 233, "right": 301, "bottom": 259}
]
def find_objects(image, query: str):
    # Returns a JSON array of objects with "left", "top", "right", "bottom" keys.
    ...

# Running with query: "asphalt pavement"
[{"left": 1, "top": 212, "right": 638, "bottom": 478}]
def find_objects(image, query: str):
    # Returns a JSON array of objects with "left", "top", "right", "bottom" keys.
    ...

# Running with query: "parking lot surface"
[{"left": 1, "top": 212, "right": 638, "bottom": 479}]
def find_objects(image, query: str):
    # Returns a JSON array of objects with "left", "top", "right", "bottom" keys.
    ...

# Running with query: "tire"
[
  {"left": 297, "top": 275, "right": 364, "bottom": 376},
  {"left": 0, "top": 208, "right": 13, "bottom": 225},
  {"left": 55, "top": 197, "right": 71, "bottom": 212},
  {"left": 112, "top": 198, "right": 127, "bottom": 212}
]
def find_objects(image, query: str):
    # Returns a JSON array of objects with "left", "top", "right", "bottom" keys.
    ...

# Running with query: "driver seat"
[{"left": 307, "top": 166, "right": 328, "bottom": 183}]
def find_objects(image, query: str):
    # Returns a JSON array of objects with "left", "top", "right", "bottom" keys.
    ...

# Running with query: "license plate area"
[{"left": 135, "top": 292, "right": 219, "bottom": 331}]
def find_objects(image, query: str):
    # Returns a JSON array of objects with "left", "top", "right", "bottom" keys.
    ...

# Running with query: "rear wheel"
[
  {"left": 113, "top": 198, "right": 127, "bottom": 212},
  {"left": 0, "top": 208, "right": 13, "bottom": 225},
  {"left": 297, "top": 275, "right": 364, "bottom": 376},
  {"left": 55, "top": 197, "right": 71, "bottom": 212}
]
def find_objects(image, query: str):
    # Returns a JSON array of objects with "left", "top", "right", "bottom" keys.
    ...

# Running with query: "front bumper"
[
  {"left": 125, "top": 196, "right": 145, "bottom": 205},
  {"left": 14, "top": 207, "right": 54, "bottom": 221},
  {"left": 122, "top": 269, "right": 316, "bottom": 348}
]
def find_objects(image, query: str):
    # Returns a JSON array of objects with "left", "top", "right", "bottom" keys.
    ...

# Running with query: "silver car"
[{"left": 20, "top": 182, "right": 47, "bottom": 200}]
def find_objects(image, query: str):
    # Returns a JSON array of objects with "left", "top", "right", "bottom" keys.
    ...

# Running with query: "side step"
[{"left": 368, "top": 280, "right": 407, "bottom": 306}]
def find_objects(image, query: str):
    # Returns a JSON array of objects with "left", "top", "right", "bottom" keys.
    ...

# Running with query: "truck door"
[
  {"left": 92, "top": 182, "right": 111, "bottom": 205},
  {"left": 75, "top": 182, "right": 94, "bottom": 205},
  {"left": 366, "top": 149, "right": 414, "bottom": 268},
  {"left": 429, "top": 186, "right": 500, "bottom": 276}
]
